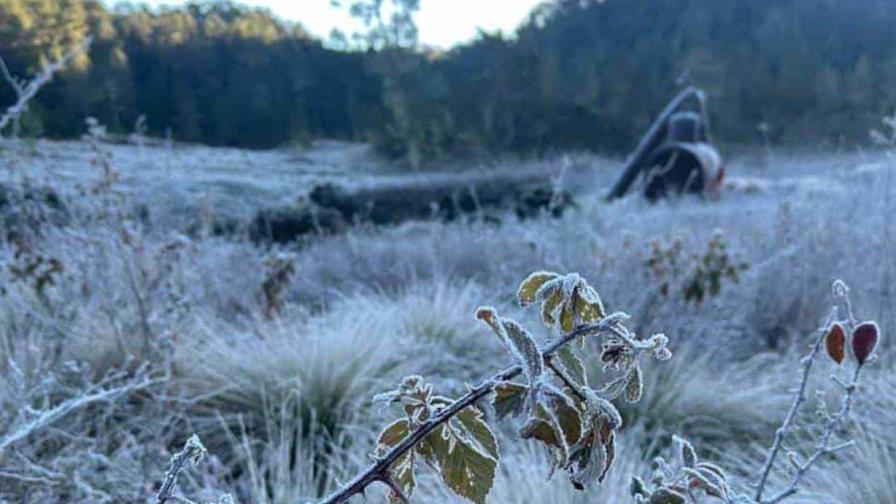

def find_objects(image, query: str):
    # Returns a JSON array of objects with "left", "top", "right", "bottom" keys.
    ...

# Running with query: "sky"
[{"left": 136, "top": 0, "right": 545, "bottom": 48}]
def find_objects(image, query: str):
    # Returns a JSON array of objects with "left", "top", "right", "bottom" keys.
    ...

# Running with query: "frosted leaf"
[
  {"left": 624, "top": 365, "right": 643, "bottom": 403},
  {"left": 501, "top": 318, "right": 545, "bottom": 387},
  {"left": 518, "top": 271, "right": 561, "bottom": 306}
]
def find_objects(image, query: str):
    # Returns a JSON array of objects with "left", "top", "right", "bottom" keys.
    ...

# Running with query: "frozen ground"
[{"left": 0, "top": 138, "right": 893, "bottom": 503}]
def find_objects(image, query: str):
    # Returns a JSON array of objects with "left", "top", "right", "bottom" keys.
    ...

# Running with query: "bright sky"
[{"left": 135, "top": 0, "right": 545, "bottom": 48}]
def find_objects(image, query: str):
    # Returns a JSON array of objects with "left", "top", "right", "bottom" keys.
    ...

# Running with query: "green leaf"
[
  {"left": 520, "top": 387, "right": 582, "bottom": 460},
  {"left": 556, "top": 346, "right": 588, "bottom": 388},
  {"left": 624, "top": 364, "right": 643, "bottom": 403},
  {"left": 492, "top": 382, "right": 527, "bottom": 420},
  {"left": 376, "top": 419, "right": 417, "bottom": 503},
  {"left": 422, "top": 424, "right": 497, "bottom": 504},
  {"left": 518, "top": 271, "right": 560, "bottom": 306},
  {"left": 560, "top": 300, "right": 576, "bottom": 333},
  {"left": 577, "top": 285, "right": 605, "bottom": 323},
  {"left": 647, "top": 487, "right": 688, "bottom": 504},
  {"left": 457, "top": 406, "right": 499, "bottom": 460},
  {"left": 541, "top": 289, "right": 563, "bottom": 327},
  {"left": 377, "top": 419, "right": 410, "bottom": 452},
  {"left": 389, "top": 451, "right": 416, "bottom": 503}
]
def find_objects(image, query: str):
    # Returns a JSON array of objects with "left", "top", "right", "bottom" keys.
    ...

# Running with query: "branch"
[
  {"left": 0, "top": 36, "right": 92, "bottom": 134},
  {"left": 317, "top": 316, "right": 624, "bottom": 504},
  {"left": 762, "top": 365, "right": 863, "bottom": 504},
  {"left": 752, "top": 310, "right": 835, "bottom": 501},
  {"left": 0, "top": 373, "right": 159, "bottom": 453}
]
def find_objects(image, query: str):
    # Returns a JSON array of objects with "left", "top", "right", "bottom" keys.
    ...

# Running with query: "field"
[{"left": 0, "top": 137, "right": 894, "bottom": 503}]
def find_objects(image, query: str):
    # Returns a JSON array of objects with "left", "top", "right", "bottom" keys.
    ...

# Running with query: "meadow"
[{"left": 0, "top": 134, "right": 893, "bottom": 503}]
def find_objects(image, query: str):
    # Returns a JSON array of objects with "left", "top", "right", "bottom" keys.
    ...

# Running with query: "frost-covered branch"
[
  {"left": 754, "top": 281, "right": 880, "bottom": 503},
  {"left": 0, "top": 37, "right": 92, "bottom": 135},
  {"left": 318, "top": 315, "right": 624, "bottom": 504},
  {"left": 0, "top": 370, "right": 158, "bottom": 453},
  {"left": 753, "top": 309, "right": 836, "bottom": 501}
]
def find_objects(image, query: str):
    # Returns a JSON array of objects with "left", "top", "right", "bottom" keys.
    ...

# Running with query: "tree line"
[{"left": 2, "top": 0, "right": 895, "bottom": 159}]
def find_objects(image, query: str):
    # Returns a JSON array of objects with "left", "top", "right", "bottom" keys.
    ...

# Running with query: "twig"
[
  {"left": 317, "top": 317, "right": 623, "bottom": 504},
  {"left": 762, "top": 365, "right": 863, "bottom": 504},
  {"left": 0, "top": 37, "right": 92, "bottom": 134},
  {"left": 156, "top": 435, "right": 207, "bottom": 504},
  {"left": 753, "top": 309, "right": 835, "bottom": 501},
  {"left": 0, "top": 373, "right": 159, "bottom": 453}
]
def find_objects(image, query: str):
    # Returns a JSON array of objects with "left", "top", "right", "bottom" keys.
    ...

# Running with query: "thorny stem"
[
  {"left": 753, "top": 310, "right": 836, "bottom": 502},
  {"left": 381, "top": 475, "right": 410, "bottom": 504},
  {"left": 762, "top": 365, "right": 863, "bottom": 504},
  {"left": 317, "top": 317, "right": 623, "bottom": 504}
]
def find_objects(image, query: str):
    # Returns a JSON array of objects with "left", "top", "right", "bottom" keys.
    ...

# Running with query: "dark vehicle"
[{"left": 606, "top": 87, "right": 724, "bottom": 201}]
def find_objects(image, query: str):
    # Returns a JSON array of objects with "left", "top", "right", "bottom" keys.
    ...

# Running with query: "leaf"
[
  {"left": 852, "top": 321, "right": 880, "bottom": 366},
  {"left": 456, "top": 406, "right": 499, "bottom": 460},
  {"left": 674, "top": 435, "right": 697, "bottom": 468},
  {"left": 533, "top": 276, "right": 564, "bottom": 304},
  {"left": 583, "top": 389, "right": 623, "bottom": 430},
  {"left": 825, "top": 322, "right": 846, "bottom": 364},
  {"left": 560, "top": 300, "right": 576, "bottom": 333},
  {"left": 556, "top": 346, "right": 588, "bottom": 388},
  {"left": 683, "top": 467, "right": 728, "bottom": 499},
  {"left": 501, "top": 318, "right": 544, "bottom": 386},
  {"left": 541, "top": 289, "right": 564, "bottom": 327},
  {"left": 376, "top": 419, "right": 416, "bottom": 502},
  {"left": 647, "top": 487, "right": 688, "bottom": 504},
  {"left": 568, "top": 429, "right": 606, "bottom": 490},
  {"left": 624, "top": 365, "right": 643, "bottom": 403},
  {"left": 422, "top": 424, "right": 497, "bottom": 504},
  {"left": 577, "top": 285, "right": 606, "bottom": 323},
  {"left": 377, "top": 419, "right": 410, "bottom": 452},
  {"left": 520, "top": 387, "right": 582, "bottom": 461},
  {"left": 389, "top": 451, "right": 416, "bottom": 503},
  {"left": 518, "top": 271, "right": 560, "bottom": 306},
  {"left": 492, "top": 382, "right": 527, "bottom": 420}
]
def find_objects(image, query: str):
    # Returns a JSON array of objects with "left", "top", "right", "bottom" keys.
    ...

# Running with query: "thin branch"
[
  {"left": 0, "top": 373, "right": 159, "bottom": 453},
  {"left": 762, "top": 365, "right": 863, "bottom": 504},
  {"left": 317, "top": 316, "right": 624, "bottom": 504},
  {"left": 0, "top": 36, "right": 92, "bottom": 134},
  {"left": 753, "top": 310, "right": 835, "bottom": 501}
]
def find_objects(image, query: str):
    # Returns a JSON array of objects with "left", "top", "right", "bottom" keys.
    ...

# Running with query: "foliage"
[
  {"left": 315, "top": 271, "right": 673, "bottom": 503},
  {"left": 646, "top": 232, "right": 749, "bottom": 305}
]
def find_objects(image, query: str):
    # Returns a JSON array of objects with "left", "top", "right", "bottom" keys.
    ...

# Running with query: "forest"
[
  {"left": 2, "top": 1, "right": 896, "bottom": 503},
  {"left": 2, "top": 0, "right": 896, "bottom": 157}
]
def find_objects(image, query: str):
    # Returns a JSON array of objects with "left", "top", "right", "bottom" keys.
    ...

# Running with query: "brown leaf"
[{"left": 825, "top": 323, "right": 846, "bottom": 365}]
